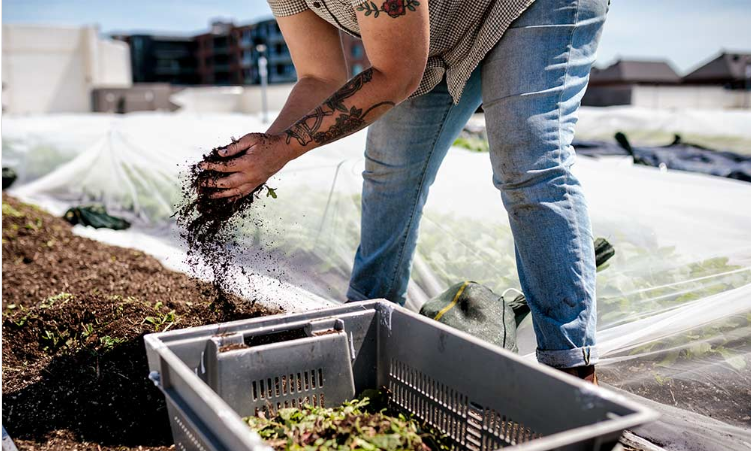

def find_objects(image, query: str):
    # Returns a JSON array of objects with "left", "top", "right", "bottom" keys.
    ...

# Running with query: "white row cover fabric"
[{"left": 3, "top": 110, "right": 751, "bottom": 449}]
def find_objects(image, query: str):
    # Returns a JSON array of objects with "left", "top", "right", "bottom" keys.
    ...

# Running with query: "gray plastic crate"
[{"left": 144, "top": 300, "right": 657, "bottom": 451}]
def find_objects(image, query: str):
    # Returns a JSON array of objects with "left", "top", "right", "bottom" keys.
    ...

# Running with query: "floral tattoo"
[
  {"left": 285, "top": 68, "right": 395, "bottom": 147},
  {"left": 356, "top": 0, "right": 420, "bottom": 18}
]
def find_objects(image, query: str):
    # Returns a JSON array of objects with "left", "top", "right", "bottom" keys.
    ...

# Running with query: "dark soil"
[
  {"left": 601, "top": 359, "right": 751, "bottom": 428},
  {"left": 174, "top": 144, "right": 272, "bottom": 311},
  {"left": 218, "top": 342, "right": 248, "bottom": 352},
  {"left": 1, "top": 195, "right": 280, "bottom": 450},
  {"left": 244, "top": 327, "right": 308, "bottom": 348}
]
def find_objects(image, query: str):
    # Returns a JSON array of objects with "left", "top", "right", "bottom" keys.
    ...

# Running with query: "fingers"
[
  {"left": 217, "top": 133, "right": 262, "bottom": 158},
  {"left": 200, "top": 172, "right": 247, "bottom": 189},
  {"left": 200, "top": 158, "right": 244, "bottom": 173},
  {"left": 209, "top": 182, "right": 259, "bottom": 199}
]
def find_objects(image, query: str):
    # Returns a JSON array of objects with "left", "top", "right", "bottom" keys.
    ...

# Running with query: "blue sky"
[{"left": 3, "top": 0, "right": 751, "bottom": 73}]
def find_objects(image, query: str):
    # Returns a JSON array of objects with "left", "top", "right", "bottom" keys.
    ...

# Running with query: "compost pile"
[
  {"left": 175, "top": 144, "right": 275, "bottom": 310},
  {"left": 244, "top": 397, "right": 451, "bottom": 451},
  {"left": 1, "top": 195, "right": 279, "bottom": 451}
]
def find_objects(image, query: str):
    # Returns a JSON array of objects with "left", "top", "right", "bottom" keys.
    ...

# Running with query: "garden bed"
[{"left": 1, "top": 195, "right": 280, "bottom": 450}]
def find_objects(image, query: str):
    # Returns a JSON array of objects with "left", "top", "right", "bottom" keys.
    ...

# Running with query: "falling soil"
[
  {"left": 1, "top": 195, "right": 280, "bottom": 450},
  {"left": 174, "top": 143, "right": 274, "bottom": 314}
]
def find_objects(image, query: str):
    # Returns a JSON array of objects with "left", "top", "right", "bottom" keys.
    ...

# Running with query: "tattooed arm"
[
  {"left": 265, "top": 11, "right": 349, "bottom": 136},
  {"left": 201, "top": 1, "right": 429, "bottom": 199},
  {"left": 282, "top": 1, "right": 429, "bottom": 157}
]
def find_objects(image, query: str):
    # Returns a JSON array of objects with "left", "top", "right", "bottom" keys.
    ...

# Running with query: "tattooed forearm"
[
  {"left": 284, "top": 105, "right": 331, "bottom": 147},
  {"left": 357, "top": 0, "right": 421, "bottom": 18},
  {"left": 312, "top": 101, "right": 395, "bottom": 145},
  {"left": 284, "top": 68, "right": 395, "bottom": 147}
]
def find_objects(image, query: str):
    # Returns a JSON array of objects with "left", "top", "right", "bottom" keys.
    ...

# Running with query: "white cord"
[{"left": 501, "top": 287, "right": 524, "bottom": 299}]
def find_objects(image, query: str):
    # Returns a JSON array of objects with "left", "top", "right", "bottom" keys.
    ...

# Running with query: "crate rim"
[{"left": 145, "top": 299, "right": 659, "bottom": 451}]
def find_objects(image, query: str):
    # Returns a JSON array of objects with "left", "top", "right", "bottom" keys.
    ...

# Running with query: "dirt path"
[{"left": 2, "top": 195, "right": 280, "bottom": 450}]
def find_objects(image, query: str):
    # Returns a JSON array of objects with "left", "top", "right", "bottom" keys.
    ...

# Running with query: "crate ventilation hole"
[
  {"left": 174, "top": 413, "right": 208, "bottom": 451},
  {"left": 389, "top": 359, "right": 542, "bottom": 450},
  {"left": 252, "top": 368, "right": 326, "bottom": 416}
]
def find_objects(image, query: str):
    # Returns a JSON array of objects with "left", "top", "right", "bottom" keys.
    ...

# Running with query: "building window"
[
  {"left": 351, "top": 44, "right": 364, "bottom": 59},
  {"left": 352, "top": 64, "right": 364, "bottom": 76}
]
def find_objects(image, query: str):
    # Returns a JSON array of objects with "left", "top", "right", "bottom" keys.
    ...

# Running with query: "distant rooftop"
[
  {"left": 683, "top": 52, "right": 751, "bottom": 84},
  {"left": 590, "top": 59, "right": 681, "bottom": 85}
]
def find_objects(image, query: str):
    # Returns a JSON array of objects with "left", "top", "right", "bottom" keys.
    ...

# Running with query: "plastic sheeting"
[{"left": 4, "top": 110, "right": 751, "bottom": 450}]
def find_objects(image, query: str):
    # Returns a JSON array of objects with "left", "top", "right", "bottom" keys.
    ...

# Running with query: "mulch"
[{"left": 2, "top": 194, "right": 280, "bottom": 450}]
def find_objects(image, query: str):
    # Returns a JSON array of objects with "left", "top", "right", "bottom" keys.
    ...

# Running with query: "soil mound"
[{"left": 2, "top": 195, "right": 279, "bottom": 450}]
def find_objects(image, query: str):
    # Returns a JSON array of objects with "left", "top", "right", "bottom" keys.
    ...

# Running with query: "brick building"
[
  {"left": 115, "top": 19, "right": 368, "bottom": 86},
  {"left": 112, "top": 34, "right": 199, "bottom": 85}
]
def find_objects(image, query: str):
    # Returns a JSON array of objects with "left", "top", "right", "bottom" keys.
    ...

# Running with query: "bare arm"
[
  {"left": 282, "top": 1, "right": 429, "bottom": 158},
  {"left": 265, "top": 10, "right": 349, "bottom": 135},
  {"left": 202, "top": 1, "right": 430, "bottom": 199}
]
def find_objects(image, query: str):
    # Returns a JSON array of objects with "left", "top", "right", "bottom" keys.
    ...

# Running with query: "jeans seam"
[
  {"left": 557, "top": 0, "right": 589, "bottom": 347},
  {"left": 385, "top": 100, "right": 455, "bottom": 299}
]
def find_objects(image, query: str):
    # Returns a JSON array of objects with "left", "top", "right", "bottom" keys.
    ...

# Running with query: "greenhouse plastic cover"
[{"left": 3, "top": 110, "right": 751, "bottom": 450}]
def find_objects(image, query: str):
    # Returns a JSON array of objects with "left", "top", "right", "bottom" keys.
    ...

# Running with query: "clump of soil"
[
  {"left": 1, "top": 195, "right": 280, "bottom": 450},
  {"left": 174, "top": 144, "right": 274, "bottom": 312}
]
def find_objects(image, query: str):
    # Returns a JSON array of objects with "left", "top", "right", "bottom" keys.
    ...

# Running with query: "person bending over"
[{"left": 201, "top": 0, "right": 609, "bottom": 382}]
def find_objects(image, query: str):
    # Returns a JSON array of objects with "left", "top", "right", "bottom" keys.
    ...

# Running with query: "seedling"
[
  {"left": 41, "top": 292, "right": 73, "bottom": 309},
  {"left": 40, "top": 328, "right": 72, "bottom": 352},
  {"left": 2, "top": 202, "right": 24, "bottom": 218},
  {"left": 99, "top": 335, "right": 126, "bottom": 351},
  {"left": 143, "top": 310, "right": 177, "bottom": 332},
  {"left": 82, "top": 323, "right": 95, "bottom": 339},
  {"left": 24, "top": 218, "right": 42, "bottom": 230}
]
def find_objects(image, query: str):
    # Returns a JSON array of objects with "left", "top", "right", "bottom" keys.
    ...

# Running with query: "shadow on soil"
[{"left": 3, "top": 335, "right": 173, "bottom": 447}]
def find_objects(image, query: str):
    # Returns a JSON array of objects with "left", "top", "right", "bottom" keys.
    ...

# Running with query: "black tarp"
[{"left": 575, "top": 133, "right": 751, "bottom": 183}]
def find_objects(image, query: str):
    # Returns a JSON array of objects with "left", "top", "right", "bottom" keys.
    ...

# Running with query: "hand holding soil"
[
  {"left": 200, "top": 132, "right": 293, "bottom": 200},
  {"left": 175, "top": 138, "right": 282, "bottom": 312}
]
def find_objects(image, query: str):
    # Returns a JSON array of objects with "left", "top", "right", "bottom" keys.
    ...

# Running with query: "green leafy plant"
[
  {"left": 2, "top": 202, "right": 24, "bottom": 218},
  {"left": 40, "top": 328, "right": 72, "bottom": 352},
  {"left": 81, "top": 323, "right": 95, "bottom": 339},
  {"left": 40, "top": 292, "right": 73, "bottom": 309},
  {"left": 24, "top": 218, "right": 43, "bottom": 231},
  {"left": 143, "top": 309, "right": 177, "bottom": 332},
  {"left": 11, "top": 305, "right": 32, "bottom": 327},
  {"left": 99, "top": 335, "right": 126, "bottom": 351},
  {"left": 244, "top": 397, "right": 449, "bottom": 451}
]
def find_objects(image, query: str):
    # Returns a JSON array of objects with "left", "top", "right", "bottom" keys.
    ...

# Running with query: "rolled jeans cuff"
[
  {"left": 536, "top": 345, "right": 599, "bottom": 368},
  {"left": 345, "top": 285, "right": 370, "bottom": 303}
]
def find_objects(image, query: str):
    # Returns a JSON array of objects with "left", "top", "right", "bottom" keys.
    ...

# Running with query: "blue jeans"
[{"left": 348, "top": 0, "right": 608, "bottom": 368}]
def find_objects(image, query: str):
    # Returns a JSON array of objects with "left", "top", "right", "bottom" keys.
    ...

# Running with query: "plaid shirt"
[{"left": 267, "top": 0, "right": 534, "bottom": 104}]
